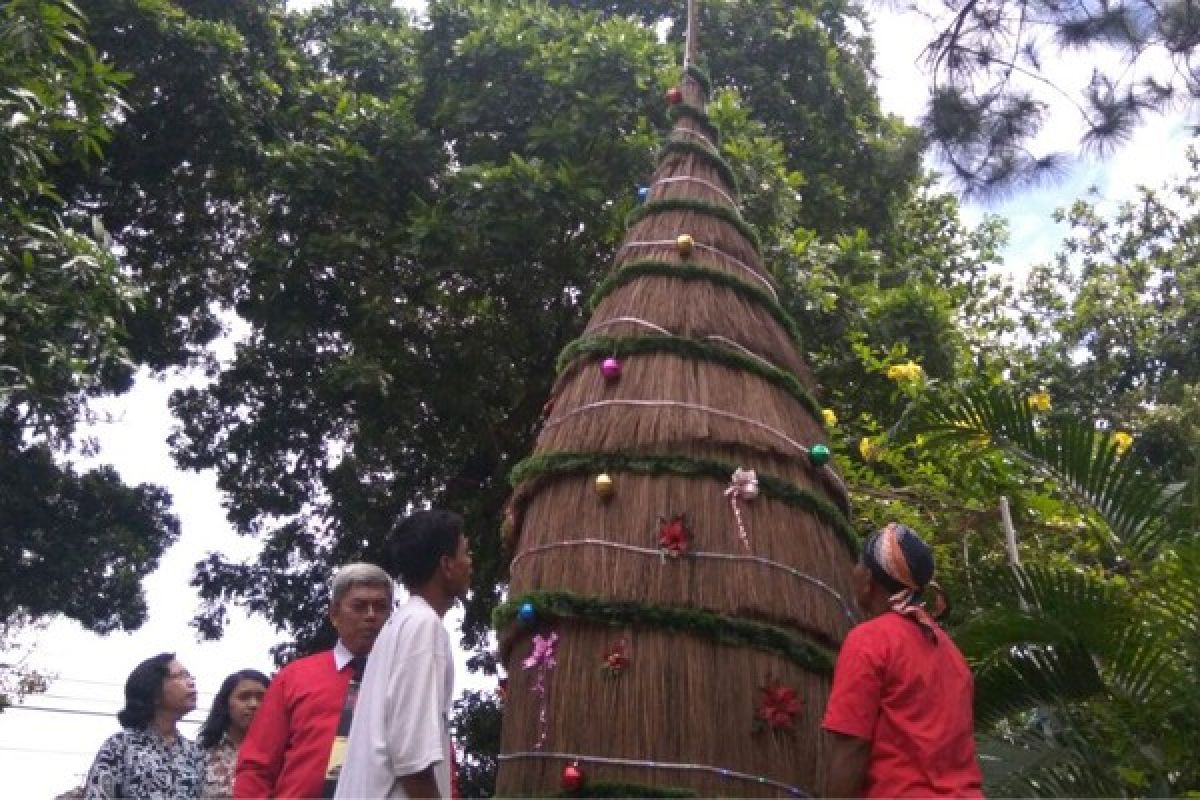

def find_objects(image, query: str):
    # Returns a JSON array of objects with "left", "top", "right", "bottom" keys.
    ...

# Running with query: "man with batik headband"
[{"left": 822, "top": 523, "right": 983, "bottom": 798}]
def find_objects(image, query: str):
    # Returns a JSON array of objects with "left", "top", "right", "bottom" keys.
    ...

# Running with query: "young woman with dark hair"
[
  {"left": 84, "top": 653, "right": 205, "bottom": 799},
  {"left": 197, "top": 669, "right": 269, "bottom": 799}
]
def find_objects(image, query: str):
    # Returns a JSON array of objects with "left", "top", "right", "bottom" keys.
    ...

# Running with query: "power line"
[
  {"left": 0, "top": 745, "right": 93, "bottom": 756},
  {"left": 48, "top": 676, "right": 216, "bottom": 697},
  {"left": 4, "top": 705, "right": 201, "bottom": 725},
  {"left": 34, "top": 692, "right": 215, "bottom": 705}
]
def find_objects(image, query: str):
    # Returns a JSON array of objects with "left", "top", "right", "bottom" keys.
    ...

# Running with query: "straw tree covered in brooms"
[{"left": 493, "top": 7, "right": 857, "bottom": 796}]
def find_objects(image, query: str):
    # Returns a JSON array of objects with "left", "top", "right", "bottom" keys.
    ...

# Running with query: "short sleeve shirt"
[
  {"left": 84, "top": 728, "right": 205, "bottom": 799},
  {"left": 822, "top": 612, "right": 984, "bottom": 798}
]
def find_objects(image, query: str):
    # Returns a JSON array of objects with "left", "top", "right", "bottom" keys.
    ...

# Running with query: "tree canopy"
[{"left": 1, "top": 0, "right": 179, "bottom": 638}]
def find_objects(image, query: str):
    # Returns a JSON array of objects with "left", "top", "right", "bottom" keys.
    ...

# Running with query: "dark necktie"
[{"left": 322, "top": 656, "right": 368, "bottom": 798}]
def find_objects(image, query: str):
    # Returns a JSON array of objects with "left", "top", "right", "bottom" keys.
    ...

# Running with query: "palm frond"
[
  {"left": 901, "top": 387, "right": 1184, "bottom": 557},
  {"left": 970, "top": 635, "right": 1106, "bottom": 727},
  {"left": 979, "top": 728, "right": 1127, "bottom": 798},
  {"left": 955, "top": 562, "right": 1187, "bottom": 722},
  {"left": 964, "top": 562, "right": 1131, "bottom": 646}
]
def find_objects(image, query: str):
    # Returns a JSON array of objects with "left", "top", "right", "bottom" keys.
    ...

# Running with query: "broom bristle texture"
[{"left": 497, "top": 64, "right": 856, "bottom": 798}]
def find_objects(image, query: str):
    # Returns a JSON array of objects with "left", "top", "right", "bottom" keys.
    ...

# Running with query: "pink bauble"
[{"left": 600, "top": 357, "right": 622, "bottom": 381}]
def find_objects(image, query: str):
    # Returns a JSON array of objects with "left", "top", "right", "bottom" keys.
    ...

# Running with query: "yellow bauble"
[
  {"left": 594, "top": 473, "right": 615, "bottom": 499},
  {"left": 676, "top": 234, "right": 694, "bottom": 257}
]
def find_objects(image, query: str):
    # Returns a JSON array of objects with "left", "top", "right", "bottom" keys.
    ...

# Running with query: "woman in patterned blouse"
[
  {"left": 196, "top": 669, "right": 270, "bottom": 799},
  {"left": 84, "top": 652, "right": 205, "bottom": 799}
]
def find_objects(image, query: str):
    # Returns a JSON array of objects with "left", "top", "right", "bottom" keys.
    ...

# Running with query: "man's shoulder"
[
  {"left": 379, "top": 598, "right": 447, "bottom": 650},
  {"left": 393, "top": 597, "right": 443, "bottom": 627},
  {"left": 842, "top": 611, "right": 909, "bottom": 655},
  {"left": 276, "top": 649, "right": 335, "bottom": 679}
]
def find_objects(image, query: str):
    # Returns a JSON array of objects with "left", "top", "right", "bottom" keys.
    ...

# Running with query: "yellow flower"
[
  {"left": 1112, "top": 431, "right": 1133, "bottom": 455},
  {"left": 886, "top": 360, "right": 924, "bottom": 383},
  {"left": 859, "top": 436, "right": 880, "bottom": 462},
  {"left": 1027, "top": 391, "right": 1052, "bottom": 412},
  {"left": 822, "top": 408, "right": 838, "bottom": 427}
]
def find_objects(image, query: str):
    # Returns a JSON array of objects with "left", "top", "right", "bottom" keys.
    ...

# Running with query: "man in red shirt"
[
  {"left": 823, "top": 523, "right": 983, "bottom": 798},
  {"left": 234, "top": 563, "right": 393, "bottom": 799}
]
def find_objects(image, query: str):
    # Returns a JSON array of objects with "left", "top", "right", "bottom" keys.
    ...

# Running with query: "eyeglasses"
[{"left": 345, "top": 599, "right": 393, "bottom": 615}]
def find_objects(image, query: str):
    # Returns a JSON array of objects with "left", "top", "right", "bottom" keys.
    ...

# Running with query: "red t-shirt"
[{"left": 822, "top": 611, "right": 984, "bottom": 798}]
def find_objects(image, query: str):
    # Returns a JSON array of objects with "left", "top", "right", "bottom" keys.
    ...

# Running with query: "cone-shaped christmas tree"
[{"left": 495, "top": 6, "right": 857, "bottom": 796}]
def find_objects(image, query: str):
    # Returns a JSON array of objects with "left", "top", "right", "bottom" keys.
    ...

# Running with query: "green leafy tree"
[
  {"left": 2, "top": 0, "right": 133, "bottom": 432},
  {"left": 902, "top": 387, "right": 1199, "bottom": 796},
  {"left": 173, "top": 0, "right": 945, "bottom": 663},
  {"left": 550, "top": 0, "right": 924, "bottom": 240},
  {"left": 1013, "top": 151, "right": 1200, "bottom": 484},
  {"left": 63, "top": 0, "right": 288, "bottom": 368},
  {"left": 176, "top": 0, "right": 669, "bottom": 657},
  {"left": 1, "top": 0, "right": 180, "bottom": 648}
]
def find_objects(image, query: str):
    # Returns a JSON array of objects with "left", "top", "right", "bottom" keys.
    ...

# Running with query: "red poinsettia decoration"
[
  {"left": 657, "top": 514, "right": 690, "bottom": 558},
  {"left": 755, "top": 681, "right": 803, "bottom": 732},
  {"left": 600, "top": 638, "right": 630, "bottom": 678}
]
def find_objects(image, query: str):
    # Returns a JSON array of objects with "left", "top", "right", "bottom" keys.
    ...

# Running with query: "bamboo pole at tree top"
[{"left": 684, "top": 0, "right": 698, "bottom": 70}]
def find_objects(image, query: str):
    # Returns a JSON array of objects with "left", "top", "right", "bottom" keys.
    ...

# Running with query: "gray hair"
[{"left": 330, "top": 562, "right": 394, "bottom": 608}]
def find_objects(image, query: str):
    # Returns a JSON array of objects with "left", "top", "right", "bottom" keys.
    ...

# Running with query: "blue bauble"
[
  {"left": 517, "top": 602, "right": 536, "bottom": 624},
  {"left": 637, "top": 186, "right": 650, "bottom": 203}
]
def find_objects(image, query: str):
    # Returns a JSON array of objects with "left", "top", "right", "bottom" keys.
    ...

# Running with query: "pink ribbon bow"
[
  {"left": 523, "top": 632, "right": 558, "bottom": 670},
  {"left": 523, "top": 632, "right": 558, "bottom": 749},
  {"left": 724, "top": 467, "right": 758, "bottom": 551}
]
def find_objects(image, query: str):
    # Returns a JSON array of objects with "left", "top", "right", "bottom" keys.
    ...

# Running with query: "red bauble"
[
  {"left": 561, "top": 762, "right": 585, "bottom": 792},
  {"left": 665, "top": 86, "right": 684, "bottom": 105}
]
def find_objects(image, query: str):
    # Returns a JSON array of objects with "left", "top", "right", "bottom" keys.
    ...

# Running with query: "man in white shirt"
[{"left": 334, "top": 510, "right": 473, "bottom": 800}]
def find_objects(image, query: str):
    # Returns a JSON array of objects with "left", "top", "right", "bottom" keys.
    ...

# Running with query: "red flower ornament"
[
  {"left": 755, "top": 681, "right": 803, "bottom": 732},
  {"left": 657, "top": 514, "right": 690, "bottom": 558},
  {"left": 601, "top": 638, "right": 630, "bottom": 678}
]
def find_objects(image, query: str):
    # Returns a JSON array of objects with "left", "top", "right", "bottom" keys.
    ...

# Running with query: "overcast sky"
[{"left": 2, "top": 2, "right": 1192, "bottom": 796}]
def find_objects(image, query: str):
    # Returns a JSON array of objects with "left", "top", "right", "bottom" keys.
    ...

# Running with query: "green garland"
[
  {"left": 627, "top": 198, "right": 761, "bottom": 256},
  {"left": 509, "top": 451, "right": 856, "bottom": 554},
  {"left": 588, "top": 260, "right": 802, "bottom": 349},
  {"left": 667, "top": 104, "right": 721, "bottom": 147},
  {"left": 553, "top": 782, "right": 697, "bottom": 798},
  {"left": 658, "top": 140, "right": 739, "bottom": 195},
  {"left": 555, "top": 334, "right": 820, "bottom": 421},
  {"left": 685, "top": 64, "right": 713, "bottom": 96},
  {"left": 495, "top": 591, "right": 837, "bottom": 674}
]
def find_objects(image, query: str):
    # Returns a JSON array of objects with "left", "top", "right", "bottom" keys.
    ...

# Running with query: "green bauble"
[{"left": 808, "top": 444, "right": 831, "bottom": 466}]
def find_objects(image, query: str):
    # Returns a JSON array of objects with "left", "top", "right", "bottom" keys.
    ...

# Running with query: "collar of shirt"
[{"left": 333, "top": 639, "right": 356, "bottom": 672}]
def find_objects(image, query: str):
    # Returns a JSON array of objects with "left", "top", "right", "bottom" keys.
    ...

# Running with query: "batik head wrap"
[{"left": 862, "top": 522, "right": 948, "bottom": 641}]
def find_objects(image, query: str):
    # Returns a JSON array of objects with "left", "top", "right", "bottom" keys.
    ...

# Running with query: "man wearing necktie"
[
  {"left": 235, "top": 563, "right": 394, "bottom": 798},
  {"left": 335, "top": 510, "right": 472, "bottom": 800}
]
